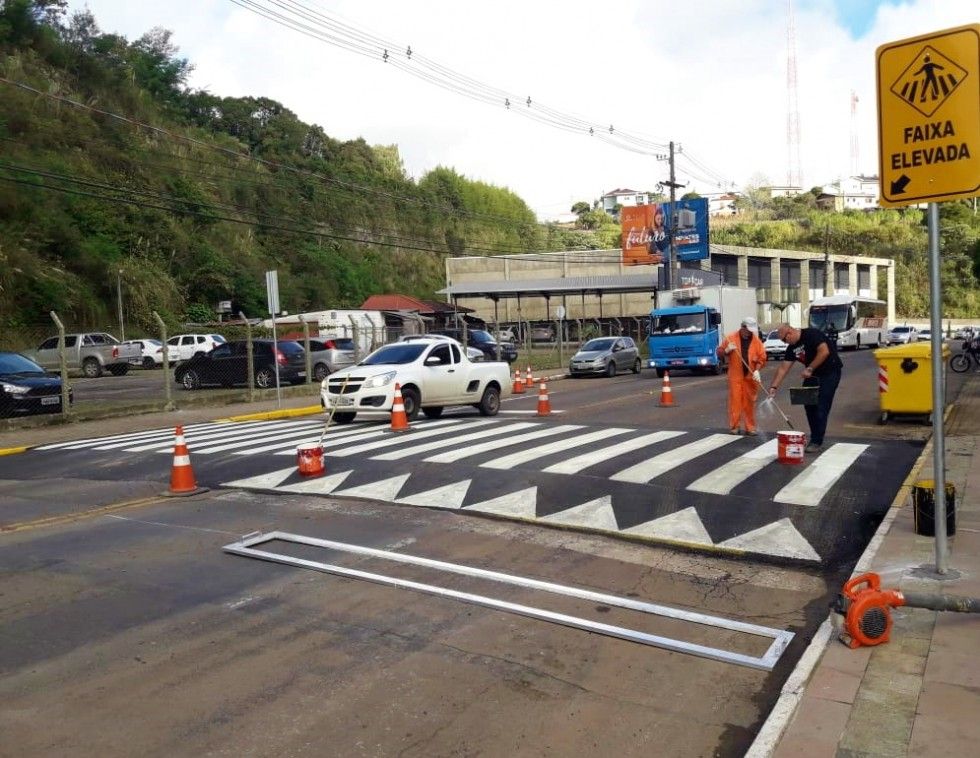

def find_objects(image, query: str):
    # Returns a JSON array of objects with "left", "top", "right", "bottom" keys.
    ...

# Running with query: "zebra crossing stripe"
[
  {"left": 480, "top": 428, "right": 634, "bottom": 470},
  {"left": 773, "top": 443, "right": 869, "bottom": 506},
  {"left": 328, "top": 419, "right": 482, "bottom": 457},
  {"left": 541, "top": 431, "right": 685, "bottom": 475},
  {"left": 103, "top": 419, "right": 296, "bottom": 451},
  {"left": 269, "top": 418, "right": 467, "bottom": 456},
  {"left": 425, "top": 425, "right": 585, "bottom": 463},
  {"left": 372, "top": 422, "right": 538, "bottom": 461},
  {"left": 38, "top": 420, "right": 225, "bottom": 450},
  {"left": 687, "top": 438, "right": 780, "bottom": 495},
  {"left": 610, "top": 434, "right": 739, "bottom": 484},
  {"left": 207, "top": 418, "right": 401, "bottom": 456},
  {"left": 185, "top": 422, "right": 331, "bottom": 455},
  {"left": 124, "top": 420, "right": 323, "bottom": 453}
]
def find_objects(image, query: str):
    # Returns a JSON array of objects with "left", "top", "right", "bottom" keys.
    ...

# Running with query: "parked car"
[
  {"left": 165, "top": 333, "right": 226, "bottom": 363},
  {"left": 569, "top": 337, "right": 641, "bottom": 377},
  {"left": 307, "top": 337, "right": 356, "bottom": 380},
  {"left": 887, "top": 325, "right": 919, "bottom": 345},
  {"left": 122, "top": 338, "right": 164, "bottom": 369},
  {"left": 763, "top": 329, "right": 789, "bottom": 358},
  {"left": 174, "top": 339, "right": 306, "bottom": 390},
  {"left": 434, "top": 328, "right": 518, "bottom": 363},
  {"left": 34, "top": 332, "right": 140, "bottom": 378},
  {"left": 320, "top": 337, "right": 510, "bottom": 424},
  {"left": 0, "top": 352, "right": 73, "bottom": 417},
  {"left": 399, "top": 334, "right": 485, "bottom": 363}
]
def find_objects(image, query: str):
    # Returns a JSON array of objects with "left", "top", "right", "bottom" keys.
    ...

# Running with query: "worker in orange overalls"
[{"left": 716, "top": 316, "right": 767, "bottom": 435}]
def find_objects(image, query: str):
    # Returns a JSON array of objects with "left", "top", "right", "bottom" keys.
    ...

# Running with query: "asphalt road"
[{"left": 0, "top": 345, "right": 953, "bottom": 756}]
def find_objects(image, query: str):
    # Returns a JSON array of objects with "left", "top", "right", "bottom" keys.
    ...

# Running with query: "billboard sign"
[
  {"left": 621, "top": 198, "right": 709, "bottom": 266},
  {"left": 669, "top": 197, "right": 710, "bottom": 262}
]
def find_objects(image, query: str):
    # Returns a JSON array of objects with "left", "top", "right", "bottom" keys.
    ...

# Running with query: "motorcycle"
[{"left": 950, "top": 337, "right": 980, "bottom": 373}]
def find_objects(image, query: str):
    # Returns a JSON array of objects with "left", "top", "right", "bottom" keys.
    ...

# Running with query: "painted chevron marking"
[
  {"left": 543, "top": 496, "right": 618, "bottom": 531},
  {"left": 773, "top": 443, "right": 869, "bottom": 506},
  {"left": 610, "top": 433, "right": 739, "bottom": 483},
  {"left": 464, "top": 487, "right": 538, "bottom": 519},
  {"left": 223, "top": 467, "right": 297, "bottom": 491},
  {"left": 425, "top": 425, "right": 585, "bottom": 463},
  {"left": 332, "top": 474, "right": 412, "bottom": 502},
  {"left": 278, "top": 470, "right": 353, "bottom": 495},
  {"left": 718, "top": 518, "right": 820, "bottom": 561},
  {"left": 372, "top": 422, "right": 536, "bottom": 460},
  {"left": 541, "top": 430, "right": 685, "bottom": 474},
  {"left": 396, "top": 479, "right": 472, "bottom": 509},
  {"left": 480, "top": 427, "right": 633, "bottom": 470},
  {"left": 687, "top": 438, "right": 780, "bottom": 495},
  {"left": 625, "top": 507, "right": 713, "bottom": 545}
]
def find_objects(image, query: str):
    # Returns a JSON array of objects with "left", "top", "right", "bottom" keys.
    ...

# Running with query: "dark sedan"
[
  {"left": 174, "top": 340, "right": 307, "bottom": 390},
  {"left": 0, "top": 352, "right": 72, "bottom": 416}
]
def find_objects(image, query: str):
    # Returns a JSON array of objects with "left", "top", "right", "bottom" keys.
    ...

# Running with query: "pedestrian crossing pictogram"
[{"left": 890, "top": 44, "right": 968, "bottom": 118}]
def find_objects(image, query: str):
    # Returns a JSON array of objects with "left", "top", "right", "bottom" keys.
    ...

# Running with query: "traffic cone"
[
  {"left": 658, "top": 371, "right": 675, "bottom": 407},
  {"left": 512, "top": 368, "right": 525, "bottom": 394},
  {"left": 525, "top": 365, "right": 536, "bottom": 389},
  {"left": 389, "top": 383, "right": 411, "bottom": 432},
  {"left": 163, "top": 425, "right": 209, "bottom": 497},
  {"left": 536, "top": 380, "right": 552, "bottom": 416}
]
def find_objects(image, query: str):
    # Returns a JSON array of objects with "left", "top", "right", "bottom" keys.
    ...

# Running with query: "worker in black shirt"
[{"left": 767, "top": 324, "right": 844, "bottom": 453}]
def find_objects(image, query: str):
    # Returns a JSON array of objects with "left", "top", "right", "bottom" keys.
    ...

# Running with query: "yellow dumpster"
[{"left": 873, "top": 341, "right": 949, "bottom": 424}]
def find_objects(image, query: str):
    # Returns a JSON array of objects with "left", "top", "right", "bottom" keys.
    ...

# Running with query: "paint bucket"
[
  {"left": 777, "top": 430, "right": 806, "bottom": 465},
  {"left": 296, "top": 443, "right": 325, "bottom": 476}
]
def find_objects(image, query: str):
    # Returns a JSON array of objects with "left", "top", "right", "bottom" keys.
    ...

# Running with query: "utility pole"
[
  {"left": 823, "top": 223, "right": 832, "bottom": 296},
  {"left": 116, "top": 269, "right": 125, "bottom": 341},
  {"left": 657, "top": 141, "right": 685, "bottom": 291}
]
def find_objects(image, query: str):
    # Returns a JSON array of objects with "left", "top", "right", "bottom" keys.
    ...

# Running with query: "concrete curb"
[
  {"left": 217, "top": 405, "right": 323, "bottom": 423},
  {"left": 0, "top": 446, "right": 28, "bottom": 456},
  {"left": 744, "top": 403, "right": 949, "bottom": 757}
]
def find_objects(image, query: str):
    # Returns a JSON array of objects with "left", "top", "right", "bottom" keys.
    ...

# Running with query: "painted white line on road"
[
  {"left": 425, "top": 425, "right": 585, "bottom": 463},
  {"left": 687, "top": 438, "right": 779, "bottom": 495},
  {"left": 718, "top": 519, "right": 820, "bottom": 561},
  {"left": 541, "top": 431, "right": 685, "bottom": 475},
  {"left": 185, "top": 422, "right": 329, "bottom": 454},
  {"left": 625, "top": 507, "right": 713, "bottom": 544},
  {"left": 39, "top": 420, "right": 238, "bottom": 450},
  {"left": 464, "top": 487, "right": 537, "bottom": 519},
  {"left": 119, "top": 419, "right": 317, "bottom": 452},
  {"left": 543, "top": 496, "right": 618, "bottom": 530},
  {"left": 480, "top": 427, "right": 633, "bottom": 470},
  {"left": 333, "top": 474, "right": 412, "bottom": 501},
  {"left": 773, "top": 443, "right": 869, "bottom": 506},
  {"left": 373, "top": 422, "right": 534, "bottom": 461},
  {"left": 610, "top": 433, "right": 739, "bottom": 484},
  {"left": 240, "top": 421, "right": 396, "bottom": 456},
  {"left": 329, "top": 419, "right": 481, "bottom": 457},
  {"left": 396, "top": 479, "right": 472, "bottom": 509}
]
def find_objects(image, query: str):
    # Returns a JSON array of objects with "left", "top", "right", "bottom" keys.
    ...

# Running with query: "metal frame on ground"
[{"left": 223, "top": 530, "right": 794, "bottom": 671}]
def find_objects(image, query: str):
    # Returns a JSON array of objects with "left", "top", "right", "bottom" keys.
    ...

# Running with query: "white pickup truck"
[
  {"left": 319, "top": 337, "right": 511, "bottom": 423},
  {"left": 34, "top": 332, "right": 142, "bottom": 377}
]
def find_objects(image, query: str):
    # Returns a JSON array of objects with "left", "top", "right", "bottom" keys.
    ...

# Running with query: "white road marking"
[
  {"left": 224, "top": 467, "right": 297, "bottom": 490},
  {"left": 239, "top": 422, "right": 394, "bottom": 456},
  {"left": 687, "top": 438, "right": 780, "bottom": 495},
  {"left": 42, "top": 420, "right": 234, "bottom": 450},
  {"left": 497, "top": 409, "right": 566, "bottom": 415},
  {"left": 424, "top": 425, "right": 585, "bottom": 463},
  {"left": 464, "top": 487, "right": 537, "bottom": 519},
  {"left": 543, "top": 496, "right": 618, "bottom": 530},
  {"left": 610, "top": 434, "right": 740, "bottom": 484},
  {"left": 625, "top": 507, "right": 713, "bottom": 544},
  {"left": 372, "top": 422, "right": 536, "bottom": 460},
  {"left": 480, "top": 427, "right": 634, "bottom": 470},
  {"left": 278, "top": 470, "right": 353, "bottom": 495},
  {"left": 541, "top": 431, "right": 685, "bottom": 475},
  {"left": 156, "top": 421, "right": 326, "bottom": 454},
  {"left": 718, "top": 518, "right": 821, "bottom": 561},
  {"left": 396, "top": 479, "right": 472, "bottom": 509},
  {"left": 773, "top": 443, "right": 869, "bottom": 506},
  {"left": 329, "top": 419, "right": 481, "bottom": 457},
  {"left": 332, "top": 474, "right": 411, "bottom": 502},
  {"left": 100, "top": 419, "right": 294, "bottom": 451}
]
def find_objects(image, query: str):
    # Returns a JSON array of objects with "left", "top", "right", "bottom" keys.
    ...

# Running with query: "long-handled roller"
[
  {"left": 317, "top": 374, "right": 351, "bottom": 446},
  {"left": 730, "top": 343, "right": 795, "bottom": 430}
]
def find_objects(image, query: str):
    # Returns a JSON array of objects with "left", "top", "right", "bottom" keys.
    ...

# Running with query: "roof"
[
  {"left": 602, "top": 188, "right": 642, "bottom": 197},
  {"left": 439, "top": 273, "right": 657, "bottom": 300},
  {"left": 359, "top": 294, "right": 472, "bottom": 314}
]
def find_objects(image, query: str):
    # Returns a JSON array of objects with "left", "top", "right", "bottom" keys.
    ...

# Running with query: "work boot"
[
  {"left": 805, "top": 442, "right": 822, "bottom": 454},
  {"left": 744, "top": 430, "right": 758, "bottom": 437},
  {"left": 730, "top": 427, "right": 741, "bottom": 435}
]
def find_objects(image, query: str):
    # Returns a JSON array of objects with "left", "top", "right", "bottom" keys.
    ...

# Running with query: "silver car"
[
  {"left": 887, "top": 325, "right": 919, "bottom": 345},
  {"left": 569, "top": 337, "right": 641, "bottom": 377},
  {"left": 308, "top": 337, "right": 357, "bottom": 381}
]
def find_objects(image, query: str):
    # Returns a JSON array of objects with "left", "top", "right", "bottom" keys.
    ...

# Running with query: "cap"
[{"left": 741, "top": 316, "right": 758, "bottom": 332}]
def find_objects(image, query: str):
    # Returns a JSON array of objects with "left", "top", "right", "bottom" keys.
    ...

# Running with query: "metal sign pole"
[{"left": 927, "top": 203, "right": 948, "bottom": 573}]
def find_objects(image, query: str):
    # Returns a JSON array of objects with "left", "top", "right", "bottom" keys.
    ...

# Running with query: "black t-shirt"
[{"left": 783, "top": 327, "right": 843, "bottom": 376}]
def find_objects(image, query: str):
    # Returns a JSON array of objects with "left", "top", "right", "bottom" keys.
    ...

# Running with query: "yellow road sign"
[{"left": 877, "top": 24, "right": 980, "bottom": 207}]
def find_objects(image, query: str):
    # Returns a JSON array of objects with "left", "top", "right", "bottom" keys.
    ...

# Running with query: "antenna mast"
[
  {"left": 850, "top": 90, "right": 860, "bottom": 176},
  {"left": 786, "top": 0, "right": 802, "bottom": 188}
]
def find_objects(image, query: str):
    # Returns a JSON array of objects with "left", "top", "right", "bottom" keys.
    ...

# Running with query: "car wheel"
[
  {"left": 478, "top": 385, "right": 501, "bottom": 416},
  {"left": 632, "top": 358, "right": 642, "bottom": 374},
  {"left": 82, "top": 358, "right": 102, "bottom": 378},
  {"left": 422, "top": 406, "right": 444, "bottom": 419},
  {"left": 605, "top": 361, "right": 616, "bottom": 378},
  {"left": 255, "top": 367, "right": 275, "bottom": 388},
  {"left": 400, "top": 387, "right": 421, "bottom": 420},
  {"left": 314, "top": 363, "right": 330, "bottom": 381},
  {"left": 142, "top": 356, "right": 156, "bottom": 369},
  {"left": 181, "top": 370, "right": 201, "bottom": 390},
  {"left": 332, "top": 412, "right": 356, "bottom": 424}
]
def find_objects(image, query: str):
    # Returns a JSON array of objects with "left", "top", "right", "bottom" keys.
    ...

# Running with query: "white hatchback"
[{"left": 165, "top": 333, "right": 226, "bottom": 362}]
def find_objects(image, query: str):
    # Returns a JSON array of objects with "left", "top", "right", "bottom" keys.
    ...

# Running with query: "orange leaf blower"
[{"left": 834, "top": 572, "right": 980, "bottom": 649}]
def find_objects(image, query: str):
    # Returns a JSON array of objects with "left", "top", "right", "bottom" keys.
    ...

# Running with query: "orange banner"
[{"left": 620, "top": 204, "right": 666, "bottom": 266}]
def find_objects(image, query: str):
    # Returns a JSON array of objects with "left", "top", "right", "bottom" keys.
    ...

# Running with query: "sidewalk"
[{"left": 762, "top": 372, "right": 980, "bottom": 757}]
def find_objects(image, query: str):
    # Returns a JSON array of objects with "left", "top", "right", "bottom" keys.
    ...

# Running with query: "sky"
[{"left": 64, "top": 0, "right": 977, "bottom": 221}]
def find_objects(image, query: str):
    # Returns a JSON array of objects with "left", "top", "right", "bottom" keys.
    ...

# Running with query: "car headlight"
[
  {"left": 1, "top": 382, "right": 30, "bottom": 395},
  {"left": 365, "top": 371, "right": 396, "bottom": 389}
]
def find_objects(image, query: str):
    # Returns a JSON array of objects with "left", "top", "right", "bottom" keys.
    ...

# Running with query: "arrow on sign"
[{"left": 890, "top": 174, "right": 911, "bottom": 195}]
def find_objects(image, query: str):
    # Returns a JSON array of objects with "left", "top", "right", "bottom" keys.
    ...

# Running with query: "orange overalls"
[{"left": 718, "top": 330, "right": 767, "bottom": 433}]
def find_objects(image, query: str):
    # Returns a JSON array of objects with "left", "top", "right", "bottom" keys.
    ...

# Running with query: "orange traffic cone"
[
  {"left": 536, "top": 380, "right": 552, "bottom": 416},
  {"left": 658, "top": 371, "right": 675, "bottom": 407},
  {"left": 512, "top": 368, "right": 525, "bottom": 394},
  {"left": 163, "top": 425, "right": 209, "bottom": 497},
  {"left": 525, "top": 365, "right": 536, "bottom": 389},
  {"left": 389, "top": 383, "right": 411, "bottom": 432}
]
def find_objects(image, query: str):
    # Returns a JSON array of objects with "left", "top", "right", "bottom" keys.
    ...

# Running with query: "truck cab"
[{"left": 646, "top": 305, "right": 723, "bottom": 377}]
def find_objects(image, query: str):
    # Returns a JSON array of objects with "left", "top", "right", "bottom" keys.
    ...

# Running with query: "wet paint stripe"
[
  {"left": 425, "top": 425, "right": 585, "bottom": 463},
  {"left": 372, "top": 421, "right": 529, "bottom": 461},
  {"left": 610, "top": 433, "right": 740, "bottom": 484},
  {"left": 480, "top": 428, "right": 634, "bottom": 470},
  {"left": 687, "top": 438, "right": 780, "bottom": 495},
  {"left": 541, "top": 431, "right": 685, "bottom": 475},
  {"left": 773, "top": 443, "right": 869, "bottom": 506}
]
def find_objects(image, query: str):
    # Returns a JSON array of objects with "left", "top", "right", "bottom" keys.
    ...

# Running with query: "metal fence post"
[
  {"left": 49, "top": 311, "right": 70, "bottom": 416},
  {"left": 301, "top": 315, "right": 312, "bottom": 384},
  {"left": 239, "top": 311, "right": 255, "bottom": 402},
  {"left": 348, "top": 316, "right": 360, "bottom": 363},
  {"left": 152, "top": 311, "right": 174, "bottom": 411}
]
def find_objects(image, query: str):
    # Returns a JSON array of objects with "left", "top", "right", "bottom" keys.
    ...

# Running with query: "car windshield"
[
  {"left": 766, "top": 330, "right": 782, "bottom": 341},
  {"left": 582, "top": 338, "right": 616, "bottom": 351},
  {"left": 892, "top": 326, "right": 912, "bottom": 333},
  {"left": 469, "top": 330, "right": 495, "bottom": 344},
  {"left": 360, "top": 343, "right": 426, "bottom": 365},
  {"left": 651, "top": 313, "right": 705, "bottom": 335},
  {"left": 212, "top": 335, "right": 226, "bottom": 343},
  {"left": 810, "top": 305, "right": 850, "bottom": 331},
  {"left": 0, "top": 353, "right": 46, "bottom": 375},
  {"left": 334, "top": 338, "right": 354, "bottom": 350}
]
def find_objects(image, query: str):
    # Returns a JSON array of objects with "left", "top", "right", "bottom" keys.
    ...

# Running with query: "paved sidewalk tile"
[
  {"left": 772, "top": 697, "right": 850, "bottom": 758},
  {"left": 909, "top": 681, "right": 980, "bottom": 756}
]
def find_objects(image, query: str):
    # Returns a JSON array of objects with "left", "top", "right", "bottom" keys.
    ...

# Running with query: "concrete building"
[
  {"left": 816, "top": 175, "right": 881, "bottom": 211},
  {"left": 442, "top": 246, "right": 895, "bottom": 328},
  {"left": 600, "top": 188, "right": 655, "bottom": 216}
]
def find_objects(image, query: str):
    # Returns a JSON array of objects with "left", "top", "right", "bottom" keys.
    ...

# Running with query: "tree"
[{"left": 681, "top": 191, "right": 701, "bottom": 201}]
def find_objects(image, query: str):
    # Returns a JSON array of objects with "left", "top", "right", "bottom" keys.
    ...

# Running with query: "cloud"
[{"left": 66, "top": 0, "right": 977, "bottom": 218}]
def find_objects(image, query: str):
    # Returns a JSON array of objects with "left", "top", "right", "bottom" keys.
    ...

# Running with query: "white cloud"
[{"left": 66, "top": 0, "right": 977, "bottom": 218}]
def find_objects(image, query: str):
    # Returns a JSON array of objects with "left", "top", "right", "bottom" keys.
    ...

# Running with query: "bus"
[{"left": 808, "top": 294, "right": 887, "bottom": 349}]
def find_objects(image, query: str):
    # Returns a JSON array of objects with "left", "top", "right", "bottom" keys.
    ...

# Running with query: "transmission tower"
[
  {"left": 786, "top": 0, "right": 802, "bottom": 188},
  {"left": 850, "top": 90, "right": 860, "bottom": 177}
]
